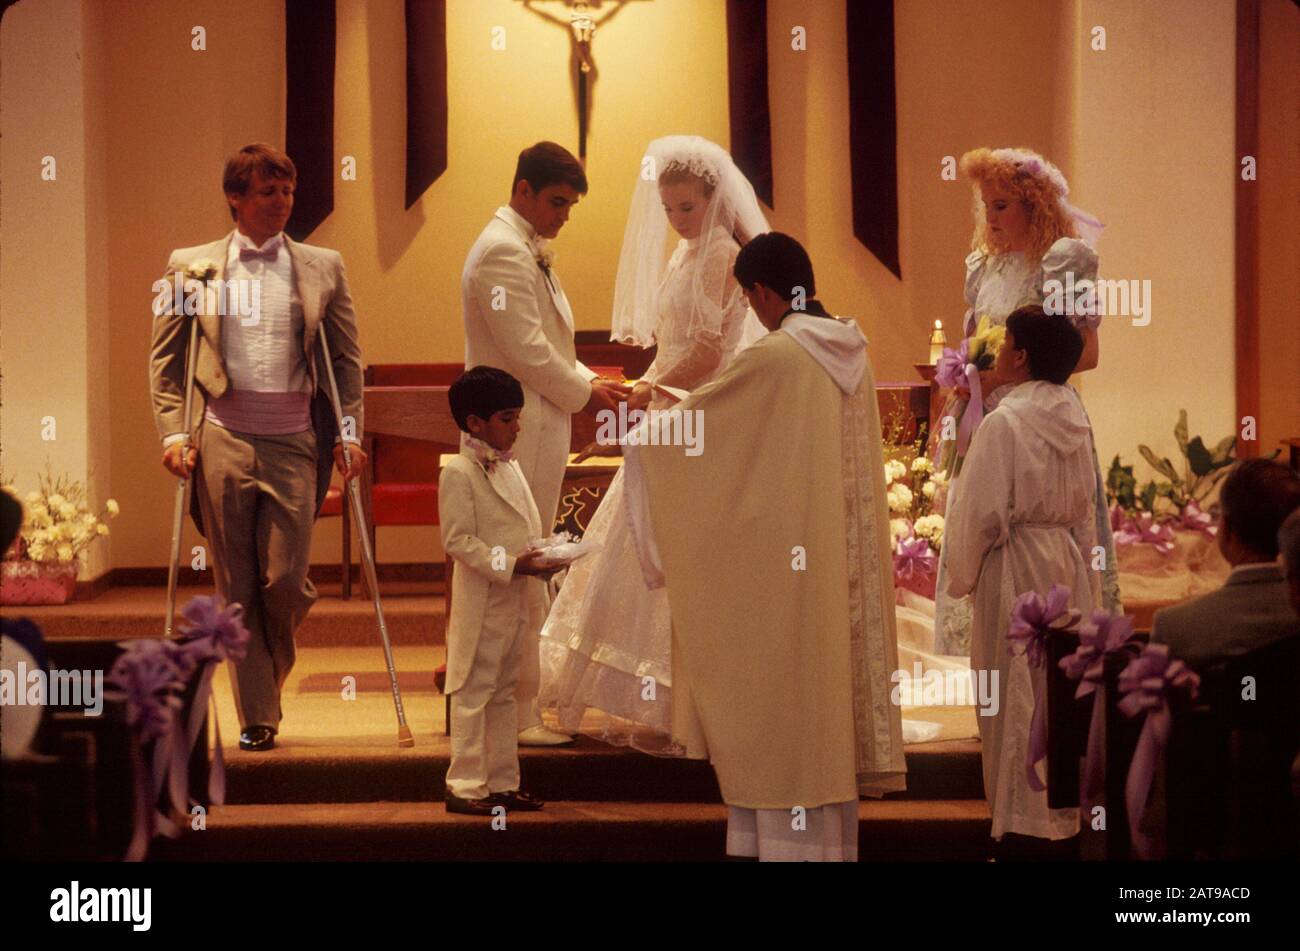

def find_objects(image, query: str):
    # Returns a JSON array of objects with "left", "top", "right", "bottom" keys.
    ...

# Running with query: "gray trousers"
[{"left": 195, "top": 422, "right": 318, "bottom": 730}]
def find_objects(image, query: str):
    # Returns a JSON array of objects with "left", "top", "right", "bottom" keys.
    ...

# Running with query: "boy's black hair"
[
  {"left": 1220, "top": 459, "right": 1300, "bottom": 559},
  {"left": 734, "top": 232, "right": 816, "bottom": 300},
  {"left": 448, "top": 366, "right": 524, "bottom": 433},
  {"left": 1004, "top": 306, "right": 1085, "bottom": 385}
]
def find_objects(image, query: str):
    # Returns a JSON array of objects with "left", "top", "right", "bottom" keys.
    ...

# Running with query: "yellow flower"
[
  {"left": 105, "top": 499, "right": 120, "bottom": 517},
  {"left": 56, "top": 544, "right": 74, "bottom": 563},
  {"left": 48, "top": 493, "right": 66, "bottom": 509},
  {"left": 96, "top": 523, "right": 110, "bottom": 536},
  {"left": 59, "top": 501, "right": 78, "bottom": 520}
]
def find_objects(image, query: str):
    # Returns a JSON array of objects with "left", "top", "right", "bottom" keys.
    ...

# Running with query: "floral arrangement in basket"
[
  {"left": 1104, "top": 410, "right": 1251, "bottom": 555},
  {"left": 882, "top": 409, "right": 948, "bottom": 600},
  {"left": 1, "top": 466, "right": 119, "bottom": 604}
]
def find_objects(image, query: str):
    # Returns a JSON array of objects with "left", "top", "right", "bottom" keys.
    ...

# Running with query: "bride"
[{"left": 537, "top": 135, "right": 769, "bottom": 751}]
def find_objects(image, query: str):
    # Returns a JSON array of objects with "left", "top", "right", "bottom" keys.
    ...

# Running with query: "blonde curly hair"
[{"left": 960, "top": 147, "right": 1077, "bottom": 261}]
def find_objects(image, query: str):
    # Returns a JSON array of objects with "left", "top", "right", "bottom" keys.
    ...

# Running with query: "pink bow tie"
[{"left": 240, "top": 246, "right": 278, "bottom": 262}]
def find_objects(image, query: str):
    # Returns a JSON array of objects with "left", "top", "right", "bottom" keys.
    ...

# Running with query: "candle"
[{"left": 928, "top": 320, "right": 946, "bottom": 365}]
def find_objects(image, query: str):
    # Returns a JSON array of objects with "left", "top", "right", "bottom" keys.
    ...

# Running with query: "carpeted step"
[
  {"left": 153, "top": 799, "right": 993, "bottom": 862},
  {"left": 221, "top": 736, "right": 984, "bottom": 804},
  {"left": 25, "top": 584, "right": 445, "bottom": 647}
]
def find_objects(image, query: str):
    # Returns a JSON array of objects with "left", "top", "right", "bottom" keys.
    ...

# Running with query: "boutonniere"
[
  {"left": 468, "top": 437, "right": 514, "bottom": 475},
  {"left": 185, "top": 261, "right": 218, "bottom": 282},
  {"left": 534, "top": 247, "right": 555, "bottom": 272}
]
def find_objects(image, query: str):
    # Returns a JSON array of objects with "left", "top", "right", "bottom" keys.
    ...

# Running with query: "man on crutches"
[{"left": 149, "top": 143, "right": 400, "bottom": 751}]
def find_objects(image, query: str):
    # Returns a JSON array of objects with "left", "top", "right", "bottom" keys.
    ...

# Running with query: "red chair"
[{"left": 339, "top": 363, "right": 464, "bottom": 599}]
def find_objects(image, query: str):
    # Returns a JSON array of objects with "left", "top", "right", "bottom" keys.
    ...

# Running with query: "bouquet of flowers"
[
  {"left": 933, "top": 316, "right": 1007, "bottom": 477},
  {"left": 1, "top": 466, "right": 119, "bottom": 565}
]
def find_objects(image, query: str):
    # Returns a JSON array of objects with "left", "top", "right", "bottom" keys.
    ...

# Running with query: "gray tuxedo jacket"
[
  {"left": 148, "top": 231, "right": 364, "bottom": 537},
  {"left": 1151, "top": 562, "right": 1299, "bottom": 670}
]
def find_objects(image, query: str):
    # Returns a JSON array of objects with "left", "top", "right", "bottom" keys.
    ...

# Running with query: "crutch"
[
  {"left": 164, "top": 315, "right": 201, "bottom": 640},
  {"left": 319, "top": 329, "right": 415, "bottom": 748}
]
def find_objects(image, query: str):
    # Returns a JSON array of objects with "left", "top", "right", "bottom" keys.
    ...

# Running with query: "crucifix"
[{"left": 521, "top": 0, "right": 641, "bottom": 164}]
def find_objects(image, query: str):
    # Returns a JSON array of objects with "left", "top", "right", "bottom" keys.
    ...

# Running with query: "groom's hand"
[{"left": 581, "top": 380, "right": 629, "bottom": 417}]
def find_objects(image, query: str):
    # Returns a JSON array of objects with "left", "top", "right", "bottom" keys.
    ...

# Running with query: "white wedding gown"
[{"left": 538, "top": 231, "right": 747, "bottom": 753}]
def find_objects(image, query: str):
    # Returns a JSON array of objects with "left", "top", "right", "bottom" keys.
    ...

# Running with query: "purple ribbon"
[
  {"left": 1111, "top": 507, "right": 1176, "bottom": 556},
  {"left": 1007, "top": 584, "right": 1082, "bottom": 792},
  {"left": 1177, "top": 499, "right": 1217, "bottom": 539},
  {"left": 934, "top": 340, "right": 970, "bottom": 389},
  {"left": 1060, "top": 610, "right": 1137, "bottom": 802},
  {"left": 892, "top": 535, "right": 937, "bottom": 582},
  {"left": 1116, "top": 642, "right": 1200, "bottom": 859},
  {"left": 107, "top": 640, "right": 190, "bottom": 862},
  {"left": 176, "top": 596, "right": 250, "bottom": 808}
]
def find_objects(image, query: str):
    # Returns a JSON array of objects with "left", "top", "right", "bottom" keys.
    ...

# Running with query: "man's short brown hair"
[
  {"left": 511, "top": 141, "right": 587, "bottom": 197},
  {"left": 223, "top": 143, "right": 296, "bottom": 220}
]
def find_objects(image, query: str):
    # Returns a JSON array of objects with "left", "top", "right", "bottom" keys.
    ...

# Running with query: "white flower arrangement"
[
  {"left": 3, "top": 467, "right": 119, "bottom": 566},
  {"left": 882, "top": 447, "right": 944, "bottom": 555}
]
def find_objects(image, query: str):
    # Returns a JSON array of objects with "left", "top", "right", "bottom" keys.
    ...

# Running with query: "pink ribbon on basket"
[
  {"left": 1116, "top": 642, "right": 1200, "bottom": 859},
  {"left": 1111, "top": 508, "right": 1176, "bottom": 556},
  {"left": 1177, "top": 499, "right": 1217, "bottom": 539},
  {"left": 1007, "top": 584, "right": 1082, "bottom": 792},
  {"left": 176, "top": 596, "right": 250, "bottom": 808},
  {"left": 106, "top": 640, "right": 189, "bottom": 862},
  {"left": 1059, "top": 610, "right": 1137, "bottom": 802}
]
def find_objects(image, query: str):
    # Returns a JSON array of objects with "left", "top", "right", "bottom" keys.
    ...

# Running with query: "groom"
[{"left": 461, "top": 141, "right": 627, "bottom": 746}]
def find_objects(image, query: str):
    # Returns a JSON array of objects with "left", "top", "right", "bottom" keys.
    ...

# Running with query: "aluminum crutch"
[
  {"left": 164, "top": 315, "right": 201, "bottom": 639},
  {"left": 318, "top": 328, "right": 414, "bottom": 747}
]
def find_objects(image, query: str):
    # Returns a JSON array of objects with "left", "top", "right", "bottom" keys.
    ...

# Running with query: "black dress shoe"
[
  {"left": 239, "top": 725, "right": 277, "bottom": 751},
  {"left": 445, "top": 787, "right": 502, "bottom": 816},
  {"left": 490, "top": 789, "right": 545, "bottom": 812}
]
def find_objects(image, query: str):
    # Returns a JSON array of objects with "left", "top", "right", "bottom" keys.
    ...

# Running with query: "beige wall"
[
  {"left": 1069, "top": 0, "right": 1239, "bottom": 474},
  {"left": 3, "top": 0, "right": 1284, "bottom": 581}
]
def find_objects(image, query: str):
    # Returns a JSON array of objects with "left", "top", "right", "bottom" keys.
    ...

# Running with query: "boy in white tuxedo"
[{"left": 440, "top": 367, "right": 558, "bottom": 815}]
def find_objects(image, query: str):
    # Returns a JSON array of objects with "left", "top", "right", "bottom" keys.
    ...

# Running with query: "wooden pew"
[
  {"left": 1165, "top": 635, "right": 1300, "bottom": 859},
  {"left": 1044, "top": 629, "right": 1092, "bottom": 809}
]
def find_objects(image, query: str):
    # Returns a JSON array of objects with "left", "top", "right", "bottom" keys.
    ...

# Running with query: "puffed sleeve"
[
  {"left": 962, "top": 250, "right": 987, "bottom": 336},
  {"left": 1041, "top": 237, "right": 1100, "bottom": 330}
]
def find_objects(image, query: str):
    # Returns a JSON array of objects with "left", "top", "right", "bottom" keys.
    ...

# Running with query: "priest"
[{"left": 620, "top": 232, "right": 907, "bottom": 861}]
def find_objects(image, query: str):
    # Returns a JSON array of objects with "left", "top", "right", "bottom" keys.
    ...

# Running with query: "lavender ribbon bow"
[
  {"left": 468, "top": 437, "right": 515, "bottom": 474},
  {"left": 1116, "top": 642, "right": 1200, "bottom": 859},
  {"left": 1111, "top": 507, "right": 1177, "bottom": 556},
  {"left": 1060, "top": 610, "right": 1137, "bottom": 801},
  {"left": 892, "top": 535, "right": 937, "bottom": 582},
  {"left": 1008, "top": 584, "right": 1082, "bottom": 791},
  {"left": 1178, "top": 499, "right": 1217, "bottom": 539},
  {"left": 107, "top": 639, "right": 190, "bottom": 862},
  {"left": 934, "top": 340, "right": 984, "bottom": 463},
  {"left": 176, "top": 595, "right": 251, "bottom": 808}
]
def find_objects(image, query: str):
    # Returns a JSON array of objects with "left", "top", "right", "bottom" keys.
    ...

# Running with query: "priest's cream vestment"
[{"left": 622, "top": 316, "right": 907, "bottom": 837}]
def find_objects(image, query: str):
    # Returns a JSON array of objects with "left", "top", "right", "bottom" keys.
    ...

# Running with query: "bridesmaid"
[{"left": 933, "top": 147, "right": 1121, "bottom": 656}]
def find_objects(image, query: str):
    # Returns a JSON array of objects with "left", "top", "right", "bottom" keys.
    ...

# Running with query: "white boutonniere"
[
  {"left": 185, "top": 260, "right": 218, "bottom": 281},
  {"left": 534, "top": 247, "right": 555, "bottom": 271}
]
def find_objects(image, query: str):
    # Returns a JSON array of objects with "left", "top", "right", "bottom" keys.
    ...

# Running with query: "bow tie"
[
  {"left": 239, "top": 246, "right": 278, "bottom": 263},
  {"left": 469, "top": 437, "right": 514, "bottom": 474}
]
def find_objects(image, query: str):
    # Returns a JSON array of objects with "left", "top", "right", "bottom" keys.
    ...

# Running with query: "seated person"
[
  {"left": 1152, "top": 459, "right": 1300, "bottom": 670},
  {"left": 1279, "top": 508, "right": 1300, "bottom": 618}
]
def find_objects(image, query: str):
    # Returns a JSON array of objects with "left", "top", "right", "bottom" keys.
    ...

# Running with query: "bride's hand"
[
  {"left": 574, "top": 440, "right": 622, "bottom": 463},
  {"left": 626, "top": 381, "right": 654, "bottom": 412}
]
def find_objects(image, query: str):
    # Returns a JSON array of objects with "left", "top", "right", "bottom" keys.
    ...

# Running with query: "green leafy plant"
[{"left": 1107, "top": 410, "right": 1245, "bottom": 518}]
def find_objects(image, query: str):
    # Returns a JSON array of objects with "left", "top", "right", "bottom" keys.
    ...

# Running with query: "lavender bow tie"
[{"left": 240, "top": 246, "right": 278, "bottom": 263}]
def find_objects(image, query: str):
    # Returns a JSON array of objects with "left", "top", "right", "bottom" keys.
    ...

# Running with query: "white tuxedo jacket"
[
  {"left": 439, "top": 451, "right": 548, "bottom": 695},
  {"left": 460, "top": 207, "right": 595, "bottom": 527}
]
